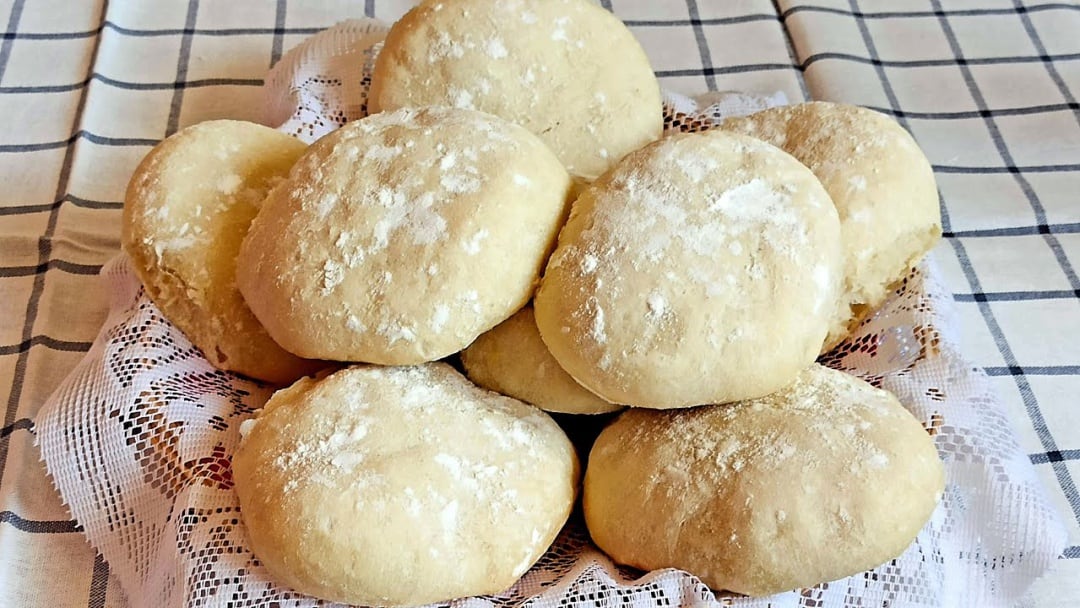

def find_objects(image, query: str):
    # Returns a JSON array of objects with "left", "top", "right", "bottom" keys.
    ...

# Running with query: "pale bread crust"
[
  {"left": 368, "top": 0, "right": 663, "bottom": 180},
  {"left": 720, "top": 102, "right": 942, "bottom": 350},
  {"left": 461, "top": 307, "right": 623, "bottom": 415},
  {"left": 236, "top": 107, "right": 572, "bottom": 364},
  {"left": 233, "top": 363, "right": 579, "bottom": 606},
  {"left": 584, "top": 364, "right": 945, "bottom": 596},
  {"left": 534, "top": 131, "right": 842, "bottom": 409},
  {"left": 122, "top": 120, "right": 323, "bottom": 384}
]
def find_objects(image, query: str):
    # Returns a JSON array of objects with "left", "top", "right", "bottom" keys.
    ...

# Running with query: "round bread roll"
[
  {"left": 122, "top": 120, "right": 323, "bottom": 384},
  {"left": 719, "top": 102, "right": 941, "bottom": 350},
  {"left": 584, "top": 364, "right": 945, "bottom": 596},
  {"left": 534, "top": 131, "right": 842, "bottom": 409},
  {"left": 368, "top": 0, "right": 663, "bottom": 180},
  {"left": 461, "top": 307, "right": 622, "bottom": 415},
  {"left": 233, "top": 363, "right": 579, "bottom": 606},
  {"left": 236, "top": 106, "right": 572, "bottom": 364}
]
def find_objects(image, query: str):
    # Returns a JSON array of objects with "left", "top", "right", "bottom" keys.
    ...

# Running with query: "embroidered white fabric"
[{"left": 36, "top": 19, "right": 1067, "bottom": 608}]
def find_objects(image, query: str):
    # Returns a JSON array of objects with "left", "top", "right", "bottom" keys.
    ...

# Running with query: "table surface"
[{"left": 1, "top": 0, "right": 1078, "bottom": 606}]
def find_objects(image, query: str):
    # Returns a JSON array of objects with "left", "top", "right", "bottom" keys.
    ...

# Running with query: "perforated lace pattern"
[{"left": 37, "top": 18, "right": 1066, "bottom": 608}]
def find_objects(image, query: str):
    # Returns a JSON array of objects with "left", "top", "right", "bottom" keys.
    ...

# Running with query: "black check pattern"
[{"left": 1, "top": 0, "right": 1077, "bottom": 605}]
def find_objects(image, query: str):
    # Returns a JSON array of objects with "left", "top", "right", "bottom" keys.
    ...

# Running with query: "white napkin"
[{"left": 37, "top": 19, "right": 1067, "bottom": 608}]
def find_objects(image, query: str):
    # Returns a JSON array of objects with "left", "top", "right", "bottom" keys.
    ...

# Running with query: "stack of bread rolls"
[{"left": 121, "top": 0, "right": 945, "bottom": 604}]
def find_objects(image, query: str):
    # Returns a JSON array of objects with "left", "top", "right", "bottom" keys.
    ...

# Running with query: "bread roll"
[
  {"left": 720, "top": 102, "right": 941, "bottom": 350},
  {"left": 369, "top": 0, "right": 662, "bottom": 180},
  {"left": 236, "top": 106, "right": 572, "bottom": 364},
  {"left": 122, "top": 120, "right": 323, "bottom": 383},
  {"left": 534, "top": 131, "right": 842, "bottom": 408},
  {"left": 584, "top": 364, "right": 944, "bottom": 596},
  {"left": 461, "top": 307, "right": 622, "bottom": 415},
  {"left": 234, "top": 363, "right": 579, "bottom": 606}
]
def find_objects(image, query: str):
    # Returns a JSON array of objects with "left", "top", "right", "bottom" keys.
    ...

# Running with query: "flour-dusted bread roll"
[
  {"left": 720, "top": 102, "right": 941, "bottom": 350},
  {"left": 122, "top": 120, "right": 323, "bottom": 384},
  {"left": 368, "top": 0, "right": 662, "bottom": 180},
  {"left": 534, "top": 131, "right": 842, "bottom": 409},
  {"left": 584, "top": 364, "right": 944, "bottom": 596},
  {"left": 461, "top": 307, "right": 622, "bottom": 415},
  {"left": 233, "top": 363, "right": 579, "bottom": 606},
  {"left": 236, "top": 106, "right": 572, "bottom": 364}
]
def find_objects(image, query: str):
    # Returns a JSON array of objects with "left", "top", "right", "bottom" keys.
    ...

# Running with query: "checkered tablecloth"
[{"left": 1, "top": 1, "right": 1077, "bottom": 606}]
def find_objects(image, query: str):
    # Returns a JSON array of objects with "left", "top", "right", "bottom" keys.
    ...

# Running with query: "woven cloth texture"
[{"left": 1, "top": 1, "right": 1079, "bottom": 606}]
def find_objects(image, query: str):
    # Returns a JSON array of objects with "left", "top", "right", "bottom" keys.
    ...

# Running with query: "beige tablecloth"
[{"left": 1, "top": 0, "right": 1077, "bottom": 606}]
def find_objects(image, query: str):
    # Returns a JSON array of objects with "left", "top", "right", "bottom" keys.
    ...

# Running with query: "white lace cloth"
[{"left": 36, "top": 19, "right": 1067, "bottom": 608}]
